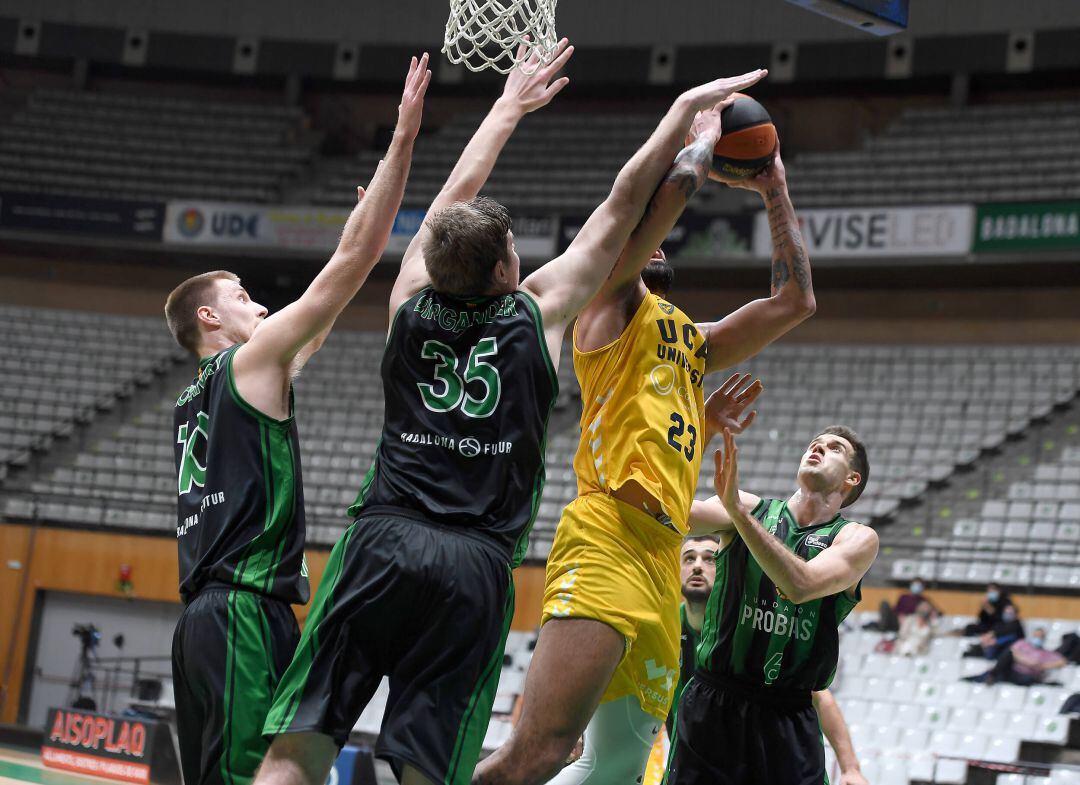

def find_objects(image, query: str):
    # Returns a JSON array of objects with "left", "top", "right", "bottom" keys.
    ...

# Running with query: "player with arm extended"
[
  {"left": 477, "top": 85, "right": 830, "bottom": 785},
  {"left": 666, "top": 423, "right": 879, "bottom": 785},
  {"left": 164, "top": 55, "right": 429, "bottom": 785},
  {"left": 653, "top": 529, "right": 866, "bottom": 785},
  {"left": 256, "top": 44, "right": 763, "bottom": 785}
]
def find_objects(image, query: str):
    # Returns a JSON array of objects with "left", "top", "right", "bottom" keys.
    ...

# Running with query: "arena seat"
[
  {"left": 0, "top": 88, "right": 316, "bottom": 203},
  {"left": 0, "top": 304, "right": 184, "bottom": 481},
  {"left": 828, "top": 616, "right": 1080, "bottom": 784},
  {"left": 789, "top": 100, "right": 1080, "bottom": 207}
]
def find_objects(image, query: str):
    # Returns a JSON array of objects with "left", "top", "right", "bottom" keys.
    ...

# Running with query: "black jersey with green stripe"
[
  {"left": 667, "top": 604, "right": 701, "bottom": 734},
  {"left": 348, "top": 287, "right": 558, "bottom": 567},
  {"left": 174, "top": 345, "right": 309, "bottom": 605},
  {"left": 696, "top": 498, "right": 860, "bottom": 691}
]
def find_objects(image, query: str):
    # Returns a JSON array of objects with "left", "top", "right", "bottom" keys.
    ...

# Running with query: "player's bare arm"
[
  {"left": 812, "top": 690, "right": 868, "bottom": 785},
  {"left": 572, "top": 100, "right": 736, "bottom": 349},
  {"left": 389, "top": 39, "right": 575, "bottom": 313},
  {"left": 694, "top": 148, "right": 817, "bottom": 372},
  {"left": 521, "top": 69, "right": 767, "bottom": 363},
  {"left": 231, "top": 54, "right": 429, "bottom": 419},
  {"left": 686, "top": 373, "right": 762, "bottom": 537},
  {"left": 713, "top": 428, "right": 879, "bottom": 604}
]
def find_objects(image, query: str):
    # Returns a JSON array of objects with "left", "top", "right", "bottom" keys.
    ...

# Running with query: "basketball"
[{"left": 706, "top": 93, "right": 777, "bottom": 181}]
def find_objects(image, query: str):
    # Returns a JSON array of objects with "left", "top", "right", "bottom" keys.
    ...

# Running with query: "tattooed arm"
[
  {"left": 522, "top": 70, "right": 767, "bottom": 367},
  {"left": 570, "top": 107, "right": 727, "bottom": 352},
  {"left": 695, "top": 151, "right": 816, "bottom": 373}
]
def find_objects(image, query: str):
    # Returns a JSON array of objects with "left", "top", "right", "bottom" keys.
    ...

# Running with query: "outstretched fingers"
[
  {"left": 541, "top": 38, "right": 573, "bottom": 77},
  {"left": 723, "top": 68, "right": 768, "bottom": 92}
]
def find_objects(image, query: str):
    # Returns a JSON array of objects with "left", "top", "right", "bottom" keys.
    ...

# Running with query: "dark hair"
[
  {"left": 423, "top": 197, "right": 513, "bottom": 297},
  {"left": 684, "top": 534, "right": 721, "bottom": 545},
  {"left": 164, "top": 270, "right": 240, "bottom": 356},
  {"left": 817, "top": 425, "right": 869, "bottom": 507},
  {"left": 641, "top": 258, "right": 674, "bottom": 297}
]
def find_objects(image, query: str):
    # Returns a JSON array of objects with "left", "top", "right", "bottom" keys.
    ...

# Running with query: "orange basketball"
[{"left": 693, "top": 92, "right": 777, "bottom": 181}]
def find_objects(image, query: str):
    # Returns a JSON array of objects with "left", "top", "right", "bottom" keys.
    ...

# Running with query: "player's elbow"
[
  {"left": 783, "top": 576, "right": 817, "bottom": 605},
  {"left": 775, "top": 286, "right": 816, "bottom": 321}
]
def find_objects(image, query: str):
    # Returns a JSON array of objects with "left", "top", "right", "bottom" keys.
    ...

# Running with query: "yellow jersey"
[{"left": 572, "top": 293, "right": 707, "bottom": 534}]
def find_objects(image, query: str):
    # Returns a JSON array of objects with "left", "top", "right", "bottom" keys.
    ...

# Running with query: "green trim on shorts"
[
  {"left": 221, "top": 591, "right": 274, "bottom": 785},
  {"left": 264, "top": 524, "right": 355, "bottom": 737},
  {"left": 444, "top": 568, "right": 516, "bottom": 785}
]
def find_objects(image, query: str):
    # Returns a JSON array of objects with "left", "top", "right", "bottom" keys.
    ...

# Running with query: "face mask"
[
  {"left": 910, "top": 582, "right": 923, "bottom": 595},
  {"left": 1003, "top": 610, "right": 1017, "bottom": 623},
  {"left": 917, "top": 608, "right": 930, "bottom": 619},
  {"left": 1031, "top": 638, "right": 1045, "bottom": 649},
  {"left": 987, "top": 590, "right": 1000, "bottom": 603}
]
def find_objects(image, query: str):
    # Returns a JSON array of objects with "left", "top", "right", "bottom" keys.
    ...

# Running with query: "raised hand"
[
  {"left": 703, "top": 373, "right": 762, "bottom": 444},
  {"left": 713, "top": 428, "right": 744, "bottom": 515},
  {"left": 396, "top": 52, "right": 432, "bottom": 141},
  {"left": 711, "top": 142, "right": 788, "bottom": 193},
  {"left": 687, "top": 96, "right": 738, "bottom": 146},
  {"left": 500, "top": 37, "right": 574, "bottom": 115},
  {"left": 681, "top": 69, "right": 767, "bottom": 113}
]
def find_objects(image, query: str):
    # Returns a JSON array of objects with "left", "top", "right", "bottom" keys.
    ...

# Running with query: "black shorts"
[
  {"left": 172, "top": 587, "right": 300, "bottom": 785},
  {"left": 263, "top": 509, "right": 514, "bottom": 785},
  {"left": 666, "top": 671, "right": 825, "bottom": 785}
]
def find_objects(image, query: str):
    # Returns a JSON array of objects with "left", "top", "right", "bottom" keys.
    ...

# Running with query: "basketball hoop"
[{"left": 443, "top": 0, "right": 559, "bottom": 74}]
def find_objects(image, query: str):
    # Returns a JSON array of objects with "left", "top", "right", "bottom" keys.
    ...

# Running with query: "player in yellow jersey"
[{"left": 475, "top": 100, "right": 818, "bottom": 785}]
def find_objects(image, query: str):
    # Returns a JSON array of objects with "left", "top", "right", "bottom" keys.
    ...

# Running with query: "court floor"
[{"left": 0, "top": 745, "right": 120, "bottom": 785}]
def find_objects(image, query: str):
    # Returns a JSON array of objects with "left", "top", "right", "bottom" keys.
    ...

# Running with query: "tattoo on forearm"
[
  {"left": 665, "top": 137, "right": 713, "bottom": 202},
  {"left": 765, "top": 188, "right": 812, "bottom": 295}
]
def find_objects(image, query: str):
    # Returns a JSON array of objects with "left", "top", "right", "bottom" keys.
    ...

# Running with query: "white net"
[{"left": 443, "top": 0, "right": 559, "bottom": 74}]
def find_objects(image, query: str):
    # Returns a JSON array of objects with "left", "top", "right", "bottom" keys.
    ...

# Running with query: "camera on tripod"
[{"left": 72, "top": 624, "right": 101, "bottom": 652}]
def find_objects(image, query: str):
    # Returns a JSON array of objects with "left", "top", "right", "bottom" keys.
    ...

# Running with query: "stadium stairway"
[
  {"left": 879, "top": 395, "right": 1080, "bottom": 591},
  {"left": 0, "top": 357, "right": 189, "bottom": 534}
]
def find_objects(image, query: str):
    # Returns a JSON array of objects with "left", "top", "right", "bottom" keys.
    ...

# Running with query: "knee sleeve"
[{"left": 544, "top": 696, "right": 660, "bottom": 785}]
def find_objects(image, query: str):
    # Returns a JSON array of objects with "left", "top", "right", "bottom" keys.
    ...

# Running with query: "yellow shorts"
[{"left": 541, "top": 493, "right": 681, "bottom": 721}]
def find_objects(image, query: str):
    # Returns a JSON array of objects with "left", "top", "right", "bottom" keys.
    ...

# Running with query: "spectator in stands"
[
  {"left": 963, "top": 582, "right": 1013, "bottom": 635},
  {"left": 895, "top": 600, "right": 937, "bottom": 657},
  {"left": 966, "top": 628, "right": 1066, "bottom": 686},
  {"left": 866, "top": 578, "right": 939, "bottom": 632},
  {"left": 964, "top": 602, "right": 1025, "bottom": 659},
  {"left": 1057, "top": 630, "right": 1080, "bottom": 665}
]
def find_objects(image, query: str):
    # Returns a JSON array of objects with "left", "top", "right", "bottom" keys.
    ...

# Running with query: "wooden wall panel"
[{"left": 3, "top": 524, "right": 1077, "bottom": 725}]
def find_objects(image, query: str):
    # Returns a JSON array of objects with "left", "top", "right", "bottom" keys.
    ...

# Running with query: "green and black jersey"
[
  {"left": 696, "top": 498, "right": 860, "bottom": 691},
  {"left": 174, "top": 345, "right": 309, "bottom": 605},
  {"left": 348, "top": 287, "right": 558, "bottom": 568},
  {"left": 667, "top": 604, "right": 701, "bottom": 735}
]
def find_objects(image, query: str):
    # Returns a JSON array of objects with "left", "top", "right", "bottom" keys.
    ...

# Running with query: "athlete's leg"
[
  {"left": 545, "top": 696, "right": 660, "bottom": 785},
  {"left": 254, "top": 732, "right": 337, "bottom": 785},
  {"left": 473, "top": 618, "right": 624, "bottom": 785}
]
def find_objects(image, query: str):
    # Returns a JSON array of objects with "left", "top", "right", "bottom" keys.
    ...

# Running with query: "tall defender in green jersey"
[
  {"left": 665, "top": 425, "right": 878, "bottom": 785},
  {"left": 164, "top": 56, "right": 431, "bottom": 785}
]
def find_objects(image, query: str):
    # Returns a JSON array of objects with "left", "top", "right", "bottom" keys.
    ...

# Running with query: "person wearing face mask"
[
  {"left": 868, "top": 578, "right": 940, "bottom": 632},
  {"left": 963, "top": 582, "right": 1013, "bottom": 636},
  {"left": 966, "top": 627, "right": 1067, "bottom": 686},
  {"left": 965, "top": 602, "right": 1025, "bottom": 659},
  {"left": 895, "top": 600, "right": 937, "bottom": 657}
]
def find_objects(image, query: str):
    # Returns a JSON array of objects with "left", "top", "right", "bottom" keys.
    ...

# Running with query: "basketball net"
[{"left": 443, "top": 0, "right": 559, "bottom": 74}]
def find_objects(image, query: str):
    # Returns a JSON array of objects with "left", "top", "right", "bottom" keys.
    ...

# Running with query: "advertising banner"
[
  {"left": 752, "top": 204, "right": 974, "bottom": 258},
  {"left": 164, "top": 202, "right": 557, "bottom": 258},
  {"left": 557, "top": 211, "right": 754, "bottom": 260},
  {"left": 973, "top": 201, "right": 1080, "bottom": 252},
  {"left": 0, "top": 191, "right": 163, "bottom": 239},
  {"left": 42, "top": 707, "right": 179, "bottom": 785}
]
